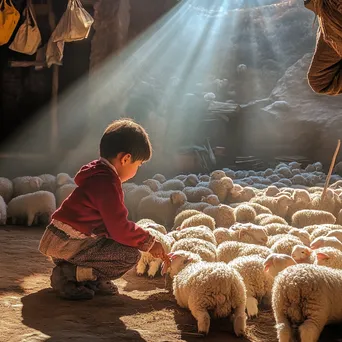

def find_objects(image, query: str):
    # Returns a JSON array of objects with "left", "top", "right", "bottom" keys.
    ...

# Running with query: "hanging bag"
[
  {"left": 53, "top": 0, "right": 94, "bottom": 42},
  {"left": 0, "top": 0, "right": 20, "bottom": 46},
  {"left": 9, "top": 3, "right": 41, "bottom": 55}
]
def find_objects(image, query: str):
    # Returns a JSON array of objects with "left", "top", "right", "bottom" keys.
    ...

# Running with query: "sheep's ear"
[
  {"left": 305, "top": 248, "right": 312, "bottom": 255},
  {"left": 263, "top": 260, "right": 272, "bottom": 272},
  {"left": 316, "top": 252, "right": 329, "bottom": 260},
  {"left": 183, "top": 257, "right": 193, "bottom": 265}
]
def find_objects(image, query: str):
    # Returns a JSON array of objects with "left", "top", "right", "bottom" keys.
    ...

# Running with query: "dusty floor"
[{"left": 1, "top": 227, "right": 342, "bottom": 342}]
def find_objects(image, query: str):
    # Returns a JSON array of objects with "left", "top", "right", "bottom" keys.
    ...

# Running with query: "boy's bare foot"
[{"left": 84, "top": 279, "right": 119, "bottom": 296}]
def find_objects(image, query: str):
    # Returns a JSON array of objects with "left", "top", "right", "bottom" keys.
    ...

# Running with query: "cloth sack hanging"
[
  {"left": 9, "top": 4, "right": 41, "bottom": 55},
  {"left": 53, "top": 0, "right": 94, "bottom": 42},
  {"left": 0, "top": 0, "right": 20, "bottom": 46}
]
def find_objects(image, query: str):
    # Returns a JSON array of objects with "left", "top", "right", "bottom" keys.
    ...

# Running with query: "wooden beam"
[{"left": 9, "top": 60, "right": 47, "bottom": 68}]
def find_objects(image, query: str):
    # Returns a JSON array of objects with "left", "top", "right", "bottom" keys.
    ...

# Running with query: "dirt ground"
[{"left": 1, "top": 227, "right": 342, "bottom": 342}]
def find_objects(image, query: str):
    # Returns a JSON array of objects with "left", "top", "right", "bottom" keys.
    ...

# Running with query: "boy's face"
[{"left": 115, "top": 153, "right": 143, "bottom": 182}]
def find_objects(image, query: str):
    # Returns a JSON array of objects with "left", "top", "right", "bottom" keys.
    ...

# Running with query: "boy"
[{"left": 39, "top": 119, "right": 169, "bottom": 300}]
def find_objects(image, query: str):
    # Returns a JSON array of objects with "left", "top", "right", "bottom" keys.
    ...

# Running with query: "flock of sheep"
[{"left": 2, "top": 161, "right": 342, "bottom": 341}]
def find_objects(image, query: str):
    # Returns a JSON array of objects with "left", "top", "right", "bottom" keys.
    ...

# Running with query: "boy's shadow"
[{"left": 21, "top": 289, "right": 170, "bottom": 341}]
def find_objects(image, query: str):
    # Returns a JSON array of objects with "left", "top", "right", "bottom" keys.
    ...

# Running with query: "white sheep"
[
  {"left": 263, "top": 223, "right": 292, "bottom": 236},
  {"left": 171, "top": 237, "right": 216, "bottom": 262},
  {"left": 143, "top": 179, "right": 161, "bottom": 192},
  {"left": 183, "top": 186, "right": 213, "bottom": 202},
  {"left": 228, "top": 255, "right": 274, "bottom": 318},
  {"left": 183, "top": 174, "right": 199, "bottom": 187},
  {"left": 180, "top": 213, "right": 216, "bottom": 231},
  {"left": 137, "top": 191, "right": 186, "bottom": 229},
  {"left": 245, "top": 202, "right": 272, "bottom": 215},
  {"left": 217, "top": 241, "right": 271, "bottom": 263},
  {"left": 291, "top": 245, "right": 316, "bottom": 264},
  {"left": 124, "top": 185, "right": 152, "bottom": 221},
  {"left": 292, "top": 209, "right": 336, "bottom": 228},
  {"left": 163, "top": 250, "right": 247, "bottom": 336},
  {"left": 265, "top": 185, "right": 280, "bottom": 197},
  {"left": 209, "top": 176, "right": 234, "bottom": 202},
  {"left": 160, "top": 179, "right": 185, "bottom": 191},
  {"left": 0, "top": 195, "right": 6, "bottom": 225},
  {"left": 7, "top": 191, "right": 56, "bottom": 226},
  {"left": 199, "top": 174, "right": 210, "bottom": 182},
  {"left": 168, "top": 225, "right": 216, "bottom": 245},
  {"left": 152, "top": 173, "right": 166, "bottom": 183},
  {"left": 272, "top": 263, "right": 342, "bottom": 342},
  {"left": 176, "top": 201, "right": 210, "bottom": 215},
  {"left": 326, "top": 230, "right": 342, "bottom": 242},
  {"left": 254, "top": 213, "right": 288, "bottom": 226},
  {"left": 203, "top": 204, "right": 235, "bottom": 228},
  {"left": 310, "top": 236, "right": 342, "bottom": 251},
  {"left": 56, "top": 173, "right": 74, "bottom": 187},
  {"left": 55, "top": 183, "right": 77, "bottom": 208},
  {"left": 314, "top": 246, "right": 342, "bottom": 269},
  {"left": 270, "top": 236, "right": 304, "bottom": 255},
  {"left": 38, "top": 174, "right": 57, "bottom": 193},
  {"left": 136, "top": 218, "right": 167, "bottom": 235},
  {"left": 214, "top": 223, "right": 268, "bottom": 246},
  {"left": 12, "top": 176, "right": 43, "bottom": 197},
  {"left": 263, "top": 253, "right": 297, "bottom": 278},
  {"left": 234, "top": 204, "right": 256, "bottom": 223},
  {"left": 173, "top": 209, "right": 201, "bottom": 230},
  {"left": 136, "top": 228, "right": 174, "bottom": 278},
  {"left": 251, "top": 195, "right": 293, "bottom": 218},
  {"left": 201, "top": 194, "right": 220, "bottom": 206},
  {"left": 0, "top": 177, "right": 13, "bottom": 203}
]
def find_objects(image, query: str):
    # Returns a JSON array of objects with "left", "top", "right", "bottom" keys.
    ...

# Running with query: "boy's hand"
[{"left": 149, "top": 241, "right": 170, "bottom": 266}]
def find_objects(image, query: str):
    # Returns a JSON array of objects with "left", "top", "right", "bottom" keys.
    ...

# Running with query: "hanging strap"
[{"left": 26, "top": 3, "right": 38, "bottom": 27}]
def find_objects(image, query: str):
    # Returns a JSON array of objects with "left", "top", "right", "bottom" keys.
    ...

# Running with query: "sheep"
[
  {"left": 286, "top": 189, "right": 312, "bottom": 220},
  {"left": 214, "top": 223, "right": 268, "bottom": 246},
  {"left": 0, "top": 177, "right": 13, "bottom": 204},
  {"left": 152, "top": 173, "right": 166, "bottom": 183},
  {"left": 136, "top": 218, "right": 167, "bottom": 235},
  {"left": 314, "top": 246, "right": 342, "bottom": 269},
  {"left": 289, "top": 161, "right": 301, "bottom": 170},
  {"left": 173, "top": 209, "right": 201, "bottom": 229},
  {"left": 160, "top": 179, "right": 185, "bottom": 191},
  {"left": 309, "top": 226, "right": 335, "bottom": 241},
  {"left": 168, "top": 225, "right": 216, "bottom": 245},
  {"left": 263, "top": 223, "right": 292, "bottom": 236},
  {"left": 245, "top": 202, "right": 272, "bottom": 215},
  {"left": 209, "top": 176, "right": 234, "bottom": 202},
  {"left": 263, "top": 253, "right": 297, "bottom": 278},
  {"left": 270, "top": 236, "right": 304, "bottom": 255},
  {"left": 171, "top": 238, "right": 216, "bottom": 262},
  {"left": 55, "top": 183, "right": 77, "bottom": 208},
  {"left": 199, "top": 174, "right": 210, "bottom": 182},
  {"left": 56, "top": 173, "right": 74, "bottom": 187},
  {"left": 180, "top": 213, "right": 216, "bottom": 231},
  {"left": 136, "top": 228, "right": 174, "bottom": 278},
  {"left": 183, "top": 186, "right": 213, "bottom": 202},
  {"left": 217, "top": 241, "right": 272, "bottom": 263},
  {"left": 124, "top": 185, "right": 152, "bottom": 221},
  {"left": 310, "top": 236, "right": 342, "bottom": 251},
  {"left": 137, "top": 191, "right": 186, "bottom": 229},
  {"left": 227, "top": 255, "right": 274, "bottom": 318},
  {"left": 326, "top": 230, "right": 342, "bottom": 242},
  {"left": 264, "top": 168, "right": 274, "bottom": 177},
  {"left": 265, "top": 185, "right": 280, "bottom": 197},
  {"left": 230, "top": 186, "right": 256, "bottom": 203},
  {"left": 292, "top": 209, "right": 336, "bottom": 228},
  {"left": 201, "top": 194, "right": 220, "bottom": 206},
  {"left": 162, "top": 251, "right": 247, "bottom": 336},
  {"left": 154, "top": 190, "right": 182, "bottom": 198},
  {"left": 0, "top": 195, "right": 6, "bottom": 225},
  {"left": 7, "top": 191, "right": 56, "bottom": 226},
  {"left": 203, "top": 204, "right": 235, "bottom": 228},
  {"left": 291, "top": 245, "right": 316, "bottom": 264},
  {"left": 276, "top": 167, "right": 293, "bottom": 179},
  {"left": 251, "top": 195, "right": 293, "bottom": 218},
  {"left": 272, "top": 263, "right": 342, "bottom": 342},
  {"left": 176, "top": 201, "right": 210, "bottom": 215},
  {"left": 183, "top": 174, "right": 199, "bottom": 187},
  {"left": 288, "top": 228, "right": 311, "bottom": 246},
  {"left": 210, "top": 170, "right": 226, "bottom": 180},
  {"left": 12, "top": 176, "right": 43, "bottom": 197},
  {"left": 174, "top": 175, "right": 187, "bottom": 181},
  {"left": 143, "top": 179, "right": 161, "bottom": 192},
  {"left": 38, "top": 174, "right": 57, "bottom": 193},
  {"left": 122, "top": 182, "right": 137, "bottom": 195},
  {"left": 255, "top": 214, "right": 288, "bottom": 226},
  {"left": 310, "top": 188, "right": 339, "bottom": 215},
  {"left": 223, "top": 168, "right": 235, "bottom": 178},
  {"left": 234, "top": 204, "right": 256, "bottom": 223}
]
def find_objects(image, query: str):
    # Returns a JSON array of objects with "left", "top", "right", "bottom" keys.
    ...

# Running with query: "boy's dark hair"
[{"left": 100, "top": 118, "right": 152, "bottom": 162}]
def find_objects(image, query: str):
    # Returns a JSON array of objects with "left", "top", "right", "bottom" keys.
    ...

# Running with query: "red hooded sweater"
[{"left": 52, "top": 159, "right": 155, "bottom": 252}]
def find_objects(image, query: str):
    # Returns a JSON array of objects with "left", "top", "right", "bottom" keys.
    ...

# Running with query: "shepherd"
[{"left": 304, "top": 0, "right": 342, "bottom": 95}]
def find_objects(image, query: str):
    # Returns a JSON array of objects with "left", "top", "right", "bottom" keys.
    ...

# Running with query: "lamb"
[
  {"left": 12, "top": 176, "right": 43, "bottom": 197},
  {"left": 124, "top": 185, "right": 152, "bottom": 221},
  {"left": 272, "top": 263, "right": 342, "bottom": 342},
  {"left": 270, "top": 236, "right": 304, "bottom": 255},
  {"left": 263, "top": 223, "right": 292, "bottom": 236},
  {"left": 265, "top": 185, "right": 280, "bottom": 197},
  {"left": 326, "top": 230, "right": 342, "bottom": 242},
  {"left": 198, "top": 174, "right": 210, "bottom": 182},
  {"left": 173, "top": 209, "right": 201, "bottom": 229},
  {"left": 201, "top": 194, "right": 220, "bottom": 206},
  {"left": 214, "top": 223, "right": 268, "bottom": 246},
  {"left": 122, "top": 182, "right": 137, "bottom": 195},
  {"left": 168, "top": 225, "right": 216, "bottom": 245},
  {"left": 152, "top": 173, "right": 166, "bottom": 183},
  {"left": 291, "top": 209, "right": 336, "bottom": 228},
  {"left": 136, "top": 228, "right": 174, "bottom": 278},
  {"left": 0, "top": 195, "right": 6, "bottom": 225},
  {"left": 209, "top": 176, "right": 234, "bottom": 202},
  {"left": 183, "top": 186, "right": 213, "bottom": 202},
  {"left": 160, "top": 179, "right": 185, "bottom": 191},
  {"left": 245, "top": 202, "right": 272, "bottom": 215},
  {"left": 203, "top": 204, "right": 235, "bottom": 228},
  {"left": 310, "top": 236, "right": 342, "bottom": 251},
  {"left": 137, "top": 191, "right": 186, "bottom": 229},
  {"left": 217, "top": 241, "right": 272, "bottom": 263},
  {"left": 309, "top": 226, "right": 335, "bottom": 241},
  {"left": 263, "top": 253, "right": 297, "bottom": 278},
  {"left": 55, "top": 183, "right": 77, "bottom": 208},
  {"left": 288, "top": 228, "right": 311, "bottom": 246},
  {"left": 7, "top": 191, "right": 56, "bottom": 226},
  {"left": 229, "top": 186, "right": 256, "bottom": 203},
  {"left": 56, "top": 173, "right": 74, "bottom": 187},
  {"left": 291, "top": 245, "right": 316, "bottom": 264},
  {"left": 143, "top": 179, "right": 161, "bottom": 192},
  {"left": 38, "top": 174, "right": 57, "bottom": 193},
  {"left": 234, "top": 204, "right": 257, "bottom": 223},
  {"left": 171, "top": 238, "right": 216, "bottom": 262},
  {"left": 314, "top": 246, "right": 342, "bottom": 269},
  {"left": 267, "top": 232, "right": 308, "bottom": 248},
  {"left": 210, "top": 170, "right": 226, "bottom": 180},
  {"left": 176, "top": 201, "right": 210, "bottom": 215},
  {"left": 228, "top": 255, "right": 274, "bottom": 318},
  {"left": 183, "top": 174, "right": 199, "bottom": 187},
  {"left": 180, "top": 213, "right": 216, "bottom": 231},
  {"left": 254, "top": 214, "right": 288, "bottom": 226},
  {"left": 251, "top": 195, "right": 293, "bottom": 218},
  {"left": 0, "top": 177, "right": 13, "bottom": 203},
  {"left": 162, "top": 251, "right": 247, "bottom": 336},
  {"left": 136, "top": 218, "right": 167, "bottom": 235}
]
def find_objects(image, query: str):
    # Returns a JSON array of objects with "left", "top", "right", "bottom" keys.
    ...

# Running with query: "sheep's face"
[
  {"left": 220, "top": 177, "right": 234, "bottom": 190},
  {"left": 277, "top": 195, "right": 293, "bottom": 207},
  {"left": 161, "top": 251, "right": 200, "bottom": 278},
  {"left": 203, "top": 195, "right": 220, "bottom": 206},
  {"left": 263, "top": 253, "right": 296, "bottom": 277},
  {"left": 143, "top": 179, "right": 160, "bottom": 192},
  {"left": 291, "top": 245, "right": 312, "bottom": 262},
  {"left": 265, "top": 186, "right": 279, "bottom": 197},
  {"left": 327, "top": 230, "right": 342, "bottom": 242},
  {"left": 289, "top": 229, "right": 310, "bottom": 246},
  {"left": 310, "top": 237, "right": 325, "bottom": 250},
  {"left": 210, "top": 170, "right": 226, "bottom": 180},
  {"left": 293, "top": 190, "right": 311, "bottom": 204},
  {"left": 170, "top": 192, "right": 186, "bottom": 206}
]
